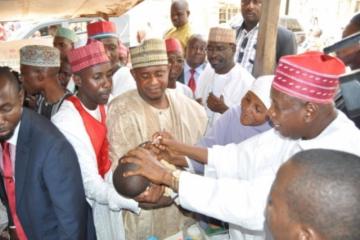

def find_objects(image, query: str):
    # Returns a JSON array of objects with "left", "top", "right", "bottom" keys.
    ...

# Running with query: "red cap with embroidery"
[
  {"left": 165, "top": 38, "right": 183, "bottom": 53},
  {"left": 272, "top": 51, "right": 346, "bottom": 103},
  {"left": 67, "top": 41, "right": 110, "bottom": 73},
  {"left": 87, "top": 21, "right": 117, "bottom": 39}
]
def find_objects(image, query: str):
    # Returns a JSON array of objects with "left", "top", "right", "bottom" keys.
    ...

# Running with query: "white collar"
[
  {"left": 7, "top": 120, "right": 21, "bottom": 147},
  {"left": 184, "top": 62, "right": 206, "bottom": 73}
]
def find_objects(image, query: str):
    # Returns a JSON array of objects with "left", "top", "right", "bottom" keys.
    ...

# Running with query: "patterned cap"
[
  {"left": 55, "top": 27, "right": 78, "bottom": 43},
  {"left": 165, "top": 38, "right": 183, "bottom": 53},
  {"left": 130, "top": 39, "right": 168, "bottom": 69},
  {"left": 208, "top": 27, "right": 236, "bottom": 43},
  {"left": 87, "top": 21, "right": 117, "bottom": 39},
  {"left": 273, "top": 51, "right": 346, "bottom": 104},
  {"left": 250, "top": 75, "right": 274, "bottom": 109},
  {"left": 20, "top": 45, "right": 60, "bottom": 67},
  {"left": 67, "top": 41, "right": 110, "bottom": 73}
]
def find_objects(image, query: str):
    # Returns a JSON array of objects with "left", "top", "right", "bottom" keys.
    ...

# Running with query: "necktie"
[
  {"left": 188, "top": 69, "right": 196, "bottom": 93},
  {"left": 2, "top": 142, "right": 27, "bottom": 240}
]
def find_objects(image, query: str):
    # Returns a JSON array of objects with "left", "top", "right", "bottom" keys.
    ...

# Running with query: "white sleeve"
[
  {"left": 52, "top": 104, "right": 140, "bottom": 213},
  {"left": 179, "top": 170, "right": 274, "bottom": 231}
]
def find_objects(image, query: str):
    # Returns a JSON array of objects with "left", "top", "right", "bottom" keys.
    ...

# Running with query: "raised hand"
[{"left": 206, "top": 92, "right": 228, "bottom": 113}]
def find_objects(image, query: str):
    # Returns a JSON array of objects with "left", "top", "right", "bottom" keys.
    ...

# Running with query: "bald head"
[
  {"left": 282, "top": 149, "right": 360, "bottom": 240},
  {"left": 170, "top": 0, "right": 190, "bottom": 28}
]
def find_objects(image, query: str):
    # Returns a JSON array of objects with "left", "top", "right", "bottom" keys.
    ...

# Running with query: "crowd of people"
[{"left": 0, "top": 0, "right": 359, "bottom": 240}]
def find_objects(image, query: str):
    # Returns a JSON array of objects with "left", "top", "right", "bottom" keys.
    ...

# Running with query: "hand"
[
  {"left": 8, "top": 228, "right": 18, "bottom": 240},
  {"left": 152, "top": 131, "right": 183, "bottom": 156},
  {"left": 134, "top": 183, "right": 165, "bottom": 203},
  {"left": 138, "top": 196, "right": 173, "bottom": 210},
  {"left": 122, "top": 147, "right": 172, "bottom": 186},
  {"left": 206, "top": 92, "right": 228, "bottom": 113}
]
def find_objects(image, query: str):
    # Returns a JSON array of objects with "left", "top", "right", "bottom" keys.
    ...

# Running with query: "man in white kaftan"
[
  {"left": 195, "top": 27, "right": 254, "bottom": 128},
  {"left": 121, "top": 52, "right": 360, "bottom": 240}
]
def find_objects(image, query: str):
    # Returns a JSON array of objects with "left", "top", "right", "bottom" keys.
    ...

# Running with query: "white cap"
[{"left": 250, "top": 75, "right": 274, "bottom": 109}]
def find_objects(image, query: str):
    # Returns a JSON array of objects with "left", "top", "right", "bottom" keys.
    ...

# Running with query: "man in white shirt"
[
  {"left": 52, "top": 41, "right": 139, "bottom": 240},
  {"left": 183, "top": 34, "right": 207, "bottom": 92},
  {"left": 196, "top": 26, "right": 255, "bottom": 128},
  {"left": 87, "top": 21, "right": 136, "bottom": 97},
  {"left": 121, "top": 51, "right": 360, "bottom": 240}
]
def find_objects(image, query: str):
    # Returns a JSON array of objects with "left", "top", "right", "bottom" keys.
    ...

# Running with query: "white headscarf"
[{"left": 249, "top": 75, "right": 274, "bottom": 109}]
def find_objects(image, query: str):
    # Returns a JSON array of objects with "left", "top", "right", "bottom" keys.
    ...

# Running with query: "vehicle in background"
[{"left": 0, "top": 17, "right": 102, "bottom": 70}]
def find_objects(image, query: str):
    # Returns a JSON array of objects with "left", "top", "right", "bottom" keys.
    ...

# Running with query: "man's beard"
[{"left": 0, "top": 130, "right": 15, "bottom": 142}]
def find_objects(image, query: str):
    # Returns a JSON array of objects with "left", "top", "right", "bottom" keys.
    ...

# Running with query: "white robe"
[
  {"left": 178, "top": 111, "right": 360, "bottom": 240},
  {"left": 195, "top": 63, "right": 254, "bottom": 128},
  {"left": 52, "top": 100, "right": 140, "bottom": 240},
  {"left": 111, "top": 66, "right": 137, "bottom": 98},
  {"left": 174, "top": 82, "right": 194, "bottom": 99}
]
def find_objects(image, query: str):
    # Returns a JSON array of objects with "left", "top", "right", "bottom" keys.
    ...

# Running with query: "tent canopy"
[{"left": 0, "top": 0, "right": 143, "bottom": 21}]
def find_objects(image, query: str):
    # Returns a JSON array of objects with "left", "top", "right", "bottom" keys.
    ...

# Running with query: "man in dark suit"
[{"left": 0, "top": 66, "right": 92, "bottom": 239}]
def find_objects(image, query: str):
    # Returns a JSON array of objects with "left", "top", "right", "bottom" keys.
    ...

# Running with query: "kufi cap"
[
  {"left": 208, "top": 27, "right": 236, "bottom": 43},
  {"left": 273, "top": 51, "right": 346, "bottom": 104},
  {"left": 87, "top": 21, "right": 117, "bottom": 39},
  {"left": 67, "top": 41, "right": 110, "bottom": 73},
  {"left": 20, "top": 45, "right": 60, "bottom": 67},
  {"left": 55, "top": 27, "right": 78, "bottom": 43},
  {"left": 130, "top": 39, "right": 168, "bottom": 69},
  {"left": 250, "top": 75, "right": 274, "bottom": 109},
  {"left": 165, "top": 38, "right": 183, "bottom": 53}
]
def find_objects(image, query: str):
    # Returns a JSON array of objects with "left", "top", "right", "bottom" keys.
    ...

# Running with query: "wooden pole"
[{"left": 253, "top": 0, "right": 281, "bottom": 77}]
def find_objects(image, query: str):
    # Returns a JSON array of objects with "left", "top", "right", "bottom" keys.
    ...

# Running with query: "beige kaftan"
[{"left": 107, "top": 89, "right": 208, "bottom": 240}]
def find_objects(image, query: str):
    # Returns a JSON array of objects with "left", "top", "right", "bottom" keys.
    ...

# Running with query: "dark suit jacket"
[
  {"left": 0, "top": 108, "right": 93, "bottom": 239},
  {"left": 276, "top": 26, "right": 297, "bottom": 62}
]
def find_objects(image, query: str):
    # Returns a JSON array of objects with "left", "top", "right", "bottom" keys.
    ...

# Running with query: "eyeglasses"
[{"left": 237, "top": 37, "right": 248, "bottom": 63}]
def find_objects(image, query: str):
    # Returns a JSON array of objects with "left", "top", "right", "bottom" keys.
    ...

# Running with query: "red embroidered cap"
[
  {"left": 272, "top": 51, "right": 346, "bottom": 103},
  {"left": 165, "top": 38, "right": 183, "bottom": 53},
  {"left": 87, "top": 21, "right": 117, "bottom": 39},
  {"left": 67, "top": 41, "right": 110, "bottom": 73}
]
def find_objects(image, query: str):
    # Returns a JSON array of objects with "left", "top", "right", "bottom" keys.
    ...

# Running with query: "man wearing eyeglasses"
[
  {"left": 195, "top": 27, "right": 255, "bottom": 129},
  {"left": 231, "top": 0, "right": 297, "bottom": 74}
]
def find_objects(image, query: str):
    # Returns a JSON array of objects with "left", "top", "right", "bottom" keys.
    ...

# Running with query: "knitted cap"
[
  {"left": 130, "top": 39, "right": 168, "bottom": 69},
  {"left": 20, "top": 45, "right": 60, "bottom": 67}
]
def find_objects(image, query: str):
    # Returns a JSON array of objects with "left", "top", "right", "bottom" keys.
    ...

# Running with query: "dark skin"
[
  {"left": 0, "top": 76, "right": 24, "bottom": 142},
  {"left": 98, "top": 37, "right": 121, "bottom": 71},
  {"left": 0, "top": 74, "right": 24, "bottom": 240},
  {"left": 20, "top": 65, "right": 65, "bottom": 104},
  {"left": 185, "top": 35, "right": 207, "bottom": 69},
  {"left": 206, "top": 93, "right": 228, "bottom": 114},
  {"left": 336, "top": 21, "right": 360, "bottom": 70},
  {"left": 167, "top": 51, "right": 184, "bottom": 88},
  {"left": 266, "top": 161, "right": 324, "bottom": 240},
  {"left": 204, "top": 41, "right": 236, "bottom": 113},
  {"left": 131, "top": 64, "right": 170, "bottom": 109},
  {"left": 73, "top": 62, "right": 112, "bottom": 110},
  {"left": 170, "top": 0, "right": 190, "bottom": 28},
  {"left": 241, "top": 0, "right": 263, "bottom": 31},
  {"left": 53, "top": 36, "right": 74, "bottom": 62},
  {"left": 58, "top": 60, "right": 72, "bottom": 89},
  {"left": 122, "top": 87, "right": 339, "bottom": 187}
]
